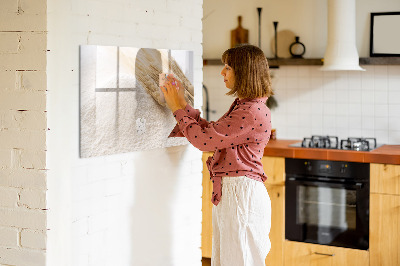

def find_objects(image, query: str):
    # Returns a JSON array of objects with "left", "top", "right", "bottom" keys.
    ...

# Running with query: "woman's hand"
[{"left": 161, "top": 75, "right": 186, "bottom": 113}]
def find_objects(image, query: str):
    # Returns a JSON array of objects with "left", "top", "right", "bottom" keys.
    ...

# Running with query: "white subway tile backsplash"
[
  {"left": 298, "top": 67, "right": 311, "bottom": 78},
  {"left": 286, "top": 77, "right": 299, "bottom": 89},
  {"left": 361, "top": 129, "right": 375, "bottom": 138},
  {"left": 323, "top": 87, "right": 336, "bottom": 103},
  {"left": 298, "top": 77, "right": 311, "bottom": 89},
  {"left": 336, "top": 103, "right": 349, "bottom": 116},
  {"left": 388, "top": 65, "right": 400, "bottom": 76},
  {"left": 361, "top": 104, "right": 375, "bottom": 116},
  {"left": 361, "top": 90, "right": 374, "bottom": 104},
  {"left": 375, "top": 104, "right": 389, "bottom": 117},
  {"left": 323, "top": 115, "right": 336, "bottom": 129},
  {"left": 362, "top": 65, "right": 375, "bottom": 74},
  {"left": 336, "top": 90, "right": 349, "bottom": 103},
  {"left": 374, "top": 117, "right": 389, "bottom": 130},
  {"left": 336, "top": 128, "right": 349, "bottom": 140},
  {"left": 322, "top": 70, "right": 335, "bottom": 78},
  {"left": 388, "top": 131, "right": 400, "bottom": 143},
  {"left": 298, "top": 102, "right": 312, "bottom": 115},
  {"left": 374, "top": 77, "right": 388, "bottom": 91},
  {"left": 335, "top": 73, "right": 349, "bottom": 90},
  {"left": 336, "top": 115, "right": 348, "bottom": 129},
  {"left": 285, "top": 66, "right": 298, "bottom": 77},
  {"left": 388, "top": 91, "right": 400, "bottom": 104},
  {"left": 374, "top": 65, "right": 388, "bottom": 77},
  {"left": 374, "top": 90, "right": 388, "bottom": 104},
  {"left": 348, "top": 103, "right": 362, "bottom": 116},
  {"left": 310, "top": 77, "right": 324, "bottom": 90},
  {"left": 348, "top": 90, "right": 362, "bottom": 103},
  {"left": 388, "top": 76, "right": 400, "bottom": 91},
  {"left": 349, "top": 128, "right": 362, "bottom": 137},
  {"left": 311, "top": 127, "right": 324, "bottom": 136},
  {"left": 375, "top": 130, "right": 389, "bottom": 144},
  {"left": 389, "top": 117, "right": 400, "bottom": 131},
  {"left": 348, "top": 116, "right": 362, "bottom": 129},
  {"left": 388, "top": 104, "right": 400, "bottom": 117},
  {"left": 348, "top": 71, "right": 362, "bottom": 90},
  {"left": 323, "top": 103, "right": 336, "bottom": 116},
  {"left": 287, "top": 113, "right": 300, "bottom": 127},
  {"left": 204, "top": 65, "right": 400, "bottom": 144}
]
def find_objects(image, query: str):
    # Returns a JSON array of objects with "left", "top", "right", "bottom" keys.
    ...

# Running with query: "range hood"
[{"left": 320, "top": 0, "right": 365, "bottom": 71}]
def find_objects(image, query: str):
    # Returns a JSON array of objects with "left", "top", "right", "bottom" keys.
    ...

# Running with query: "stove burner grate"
[{"left": 340, "top": 137, "right": 377, "bottom": 151}]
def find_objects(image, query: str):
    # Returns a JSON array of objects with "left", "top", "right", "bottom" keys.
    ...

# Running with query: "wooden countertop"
[{"left": 263, "top": 139, "right": 400, "bottom": 165}]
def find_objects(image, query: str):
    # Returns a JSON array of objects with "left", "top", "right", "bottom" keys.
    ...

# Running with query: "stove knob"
[
  {"left": 305, "top": 162, "right": 312, "bottom": 171},
  {"left": 340, "top": 164, "right": 347, "bottom": 174}
]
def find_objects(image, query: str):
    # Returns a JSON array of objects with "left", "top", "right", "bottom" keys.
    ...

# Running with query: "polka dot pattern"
[{"left": 169, "top": 97, "right": 272, "bottom": 206}]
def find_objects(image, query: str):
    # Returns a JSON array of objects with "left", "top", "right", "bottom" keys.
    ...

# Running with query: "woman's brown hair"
[{"left": 221, "top": 44, "right": 273, "bottom": 99}]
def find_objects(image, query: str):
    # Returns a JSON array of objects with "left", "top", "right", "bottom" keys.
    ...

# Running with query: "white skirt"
[{"left": 212, "top": 176, "right": 271, "bottom": 266}]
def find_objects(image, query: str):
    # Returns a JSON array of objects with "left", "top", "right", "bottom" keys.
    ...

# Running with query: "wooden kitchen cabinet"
[
  {"left": 264, "top": 184, "right": 285, "bottom": 266},
  {"left": 370, "top": 193, "right": 400, "bottom": 266},
  {"left": 284, "top": 241, "right": 369, "bottom": 266},
  {"left": 262, "top": 156, "right": 285, "bottom": 266},
  {"left": 202, "top": 152, "right": 213, "bottom": 258},
  {"left": 370, "top": 163, "right": 400, "bottom": 266},
  {"left": 261, "top": 156, "right": 285, "bottom": 186},
  {"left": 370, "top": 163, "right": 400, "bottom": 195}
]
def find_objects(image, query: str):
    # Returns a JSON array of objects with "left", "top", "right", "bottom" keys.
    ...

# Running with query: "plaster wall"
[
  {"left": 46, "top": 0, "right": 203, "bottom": 266},
  {"left": 203, "top": 0, "right": 400, "bottom": 58}
]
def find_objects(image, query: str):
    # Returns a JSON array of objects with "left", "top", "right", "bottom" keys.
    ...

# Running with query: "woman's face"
[{"left": 220, "top": 64, "right": 235, "bottom": 89}]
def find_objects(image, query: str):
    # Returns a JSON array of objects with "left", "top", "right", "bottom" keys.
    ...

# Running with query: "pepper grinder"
[{"left": 273, "top": 21, "right": 279, "bottom": 58}]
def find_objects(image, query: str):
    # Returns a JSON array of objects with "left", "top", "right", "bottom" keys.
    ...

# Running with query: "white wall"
[
  {"left": 203, "top": 0, "right": 400, "bottom": 145},
  {"left": 0, "top": 0, "right": 48, "bottom": 265},
  {"left": 46, "top": 0, "right": 203, "bottom": 265},
  {"left": 203, "top": 0, "right": 400, "bottom": 58}
]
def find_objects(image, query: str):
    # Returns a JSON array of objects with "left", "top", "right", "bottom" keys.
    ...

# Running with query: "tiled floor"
[{"left": 202, "top": 257, "right": 211, "bottom": 266}]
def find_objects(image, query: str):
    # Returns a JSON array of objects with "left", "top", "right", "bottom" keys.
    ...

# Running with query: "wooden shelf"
[
  {"left": 203, "top": 57, "right": 400, "bottom": 67},
  {"left": 268, "top": 58, "right": 322, "bottom": 67},
  {"left": 359, "top": 57, "right": 400, "bottom": 65},
  {"left": 203, "top": 58, "right": 323, "bottom": 67}
]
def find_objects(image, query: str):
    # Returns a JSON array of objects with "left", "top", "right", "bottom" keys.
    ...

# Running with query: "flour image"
[{"left": 79, "top": 45, "right": 194, "bottom": 158}]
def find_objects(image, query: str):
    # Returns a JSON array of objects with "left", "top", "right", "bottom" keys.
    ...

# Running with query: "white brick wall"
[
  {"left": 46, "top": 0, "right": 203, "bottom": 266},
  {"left": 0, "top": 0, "right": 48, "bottom": 265}
]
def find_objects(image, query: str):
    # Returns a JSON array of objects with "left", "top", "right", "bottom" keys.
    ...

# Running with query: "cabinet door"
[
  {"left": 370, "top": 163, "right": 400, "bottom": 195},
  {"left": 202, "top": 152, "right": 213, "bottom": 258},
  {"left": 264, "top": 184, "right": 284, "bottom": 266},
  {"left": 261, "top": 156, "right": 285, "bottom": 185},
  {"left": 370, "top": 193, "right": 400, "bottom": 266},
  {"left": 284, "top": 241, "right": 369, "bottom": 266}
]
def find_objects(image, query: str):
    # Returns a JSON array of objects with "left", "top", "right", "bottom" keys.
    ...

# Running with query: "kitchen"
[{"left": 202, "top": 0, "right": 400, "bottom": 265}]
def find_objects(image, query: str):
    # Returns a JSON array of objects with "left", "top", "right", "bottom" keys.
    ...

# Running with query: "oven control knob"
[
  {"left": 304, "top": 161, "right": 312, "bottom": 171},
  {"left": 340, "top": 164, "right": 347, "bottom": 174}
]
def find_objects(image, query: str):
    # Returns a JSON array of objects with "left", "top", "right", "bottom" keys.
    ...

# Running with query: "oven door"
[{"left": 285, "top": 177, "right": 369, "bottom": 250}]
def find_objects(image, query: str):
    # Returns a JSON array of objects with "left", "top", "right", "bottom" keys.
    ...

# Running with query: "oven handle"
[{"left": 286, "top": 177, "right": 364, "bottom": 189}]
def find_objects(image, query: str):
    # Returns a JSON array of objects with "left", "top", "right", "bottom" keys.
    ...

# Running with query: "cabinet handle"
[{"left": 314, "top": 252, "right": 335, "bottom": 257}]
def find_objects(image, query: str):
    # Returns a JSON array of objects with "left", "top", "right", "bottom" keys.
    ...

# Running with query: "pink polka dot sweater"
[{"left": 169, "top": 97, "right": 272, "bottom": 206}]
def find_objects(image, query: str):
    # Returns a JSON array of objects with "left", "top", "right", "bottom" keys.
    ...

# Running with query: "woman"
[{"left": 161, "top": 44, "right": 273, "bottom": 266}]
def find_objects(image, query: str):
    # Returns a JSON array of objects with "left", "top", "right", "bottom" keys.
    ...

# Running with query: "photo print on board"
[{"left": 79, "top": 45, "right": 194, "bottom": 158}]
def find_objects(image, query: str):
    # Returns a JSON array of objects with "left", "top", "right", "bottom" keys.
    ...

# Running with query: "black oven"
[{"left": 285, "top": 158, "right": 369, "bottom": 250}]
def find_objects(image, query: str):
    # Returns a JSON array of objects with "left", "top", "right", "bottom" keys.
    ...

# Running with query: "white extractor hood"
[{"left": 320, "top": 0, "right": 365, "bottom": 71}]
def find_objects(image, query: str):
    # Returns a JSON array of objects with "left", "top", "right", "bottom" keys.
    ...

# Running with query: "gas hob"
[{"left": 289, "top": 135, "right": 382, "bottom": 151}]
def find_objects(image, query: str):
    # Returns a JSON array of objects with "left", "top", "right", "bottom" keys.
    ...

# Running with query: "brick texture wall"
[
  {"left": 46, "top": 0, "right": 204, "bottom": 266},
  {"left": 1, "top": 0, "right": 203, "bottom": 265},
  {"left": 0, "top": 0, "right": 48, "bottom": 265}
]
